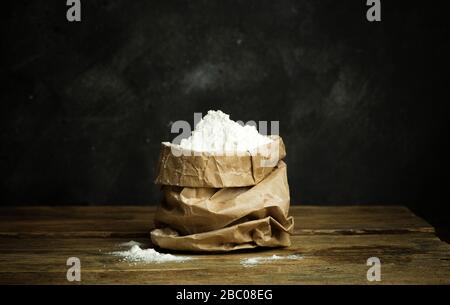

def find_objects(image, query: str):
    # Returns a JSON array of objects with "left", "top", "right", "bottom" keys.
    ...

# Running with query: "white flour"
[
  {"left": 111, "top": 244, "right": 193, "bottom": 263},
  {"left": 240, "top": 254, "right": 302, "bottom": 267},
  {"left": 118, "top": 240, "right": 143, "bottom": 247},
  {"left": 178, "top": 110, "right": 272, "bottom": 152}
]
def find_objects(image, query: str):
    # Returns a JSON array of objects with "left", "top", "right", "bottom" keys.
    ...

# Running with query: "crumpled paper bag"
[
  {"left": 154, "top": 136, "right": 286, "bottom": 188},
  {"left": 150, "top": 161, "right": 293, "bottom": 252}
]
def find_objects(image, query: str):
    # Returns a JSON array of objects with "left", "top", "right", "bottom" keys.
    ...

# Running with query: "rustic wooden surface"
[{"left": 0, "top": 206, "right": 449, "bottom": 284}]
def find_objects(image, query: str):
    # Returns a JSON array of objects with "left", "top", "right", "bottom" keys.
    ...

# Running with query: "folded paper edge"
[{"left": 154, "top": 136, "right": 286, "bottom": 187}]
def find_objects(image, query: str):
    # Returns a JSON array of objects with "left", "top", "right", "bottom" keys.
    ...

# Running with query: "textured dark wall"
[{"left": 1, "top": 1, "right": 449, "bottom": 223}]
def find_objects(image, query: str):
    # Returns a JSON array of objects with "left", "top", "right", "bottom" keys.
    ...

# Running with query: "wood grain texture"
[
  {"left": 0, "top": 206, "right": 448, "bottom": 284},
  {"left": 0, "top": 206, "right": 433, "bottom": 237}
]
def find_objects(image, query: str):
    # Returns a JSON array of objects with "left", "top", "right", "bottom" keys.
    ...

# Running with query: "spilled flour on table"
[
  {"left": 111, "top": 242, "right": 194, "bottom": 264},
  {"left": 240, "top": 254, "right": 302, "bottom": 267},
  {"left": 118, "top": 240, "right": 143, "bottom": 247}
]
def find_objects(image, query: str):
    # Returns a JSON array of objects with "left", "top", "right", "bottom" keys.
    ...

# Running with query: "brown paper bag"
[
  {"left": 150, "top": 161, "right": 294, "bottom": 252},
  {"left": 154, "top": 136, "right": 286, "bottom": 188}
]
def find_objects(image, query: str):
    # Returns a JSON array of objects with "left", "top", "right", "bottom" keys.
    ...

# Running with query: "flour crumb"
[
  {"left": 240, "top": 254, "right": 302, "bottom": 267},
  {"left": 119, "top": 240, "right": 143, "bottom": 247},
  {"left": 111, "top": 245, "right": 193, "bottom": 263},
  {"left": 175, "top": 110, "right": 273, "bottom": 152}
]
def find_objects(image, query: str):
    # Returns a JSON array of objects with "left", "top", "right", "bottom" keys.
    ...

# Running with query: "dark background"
[{"left": 1, "top": 1, "right": 449, "bottom": 230}]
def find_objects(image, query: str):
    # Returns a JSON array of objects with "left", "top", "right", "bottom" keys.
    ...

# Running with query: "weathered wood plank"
[
  {"left": 0, "top": 206, "right": 446, "bottom": 284},
  {"left": 0, "top": 234, "right": 448, "bottom": 284},
  {"left": 0, "top": 206, "right": 434, "bottom": 237}
]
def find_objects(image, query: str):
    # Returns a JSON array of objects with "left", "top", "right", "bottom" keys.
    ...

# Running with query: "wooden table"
[{"left": 0, "top": 206, "right": 449, "bottom": 284}]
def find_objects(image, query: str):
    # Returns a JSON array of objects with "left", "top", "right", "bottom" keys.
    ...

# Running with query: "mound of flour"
[
  {"left": 111, "top": 243, "right": 193, "bottom": 263},
  {"left": 178, "top": 110, "right": 272, "bottom": 152}
]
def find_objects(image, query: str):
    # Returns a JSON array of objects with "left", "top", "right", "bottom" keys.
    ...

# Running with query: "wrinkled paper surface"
[
  {"left": 154, "top": 136, "right": 286, "bottom": 188},
  {"left": 151, "top": 160, "right": 293, "bottom": 252}
]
